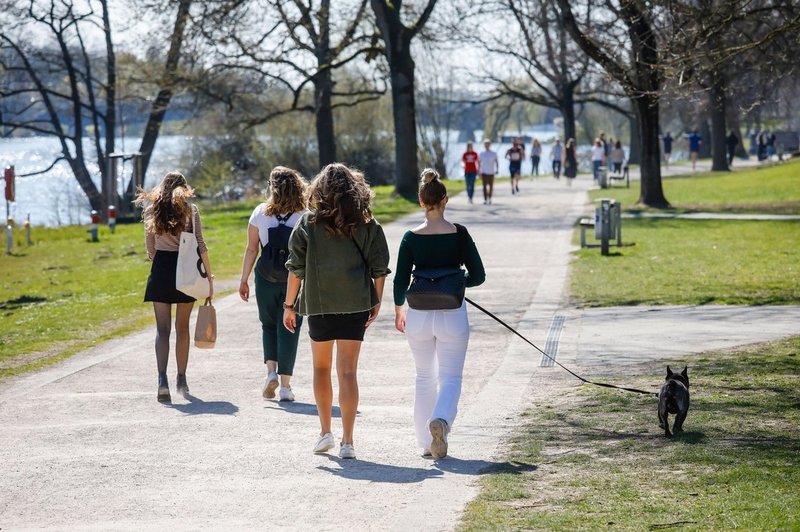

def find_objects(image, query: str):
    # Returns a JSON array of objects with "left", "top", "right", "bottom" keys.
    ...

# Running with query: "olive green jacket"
[{"left": 286, "top": 212, "right": 391, "bottom": 316}]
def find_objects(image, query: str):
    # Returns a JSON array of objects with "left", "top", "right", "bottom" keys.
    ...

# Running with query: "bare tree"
[
  {"left": 207, "top": 0, "right": 384, "bottom": 168},
  {"left": 371, "top": 0, "right": 439, "bottom": 197}
]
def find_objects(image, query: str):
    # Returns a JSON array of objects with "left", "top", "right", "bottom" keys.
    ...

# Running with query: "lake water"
[{"left": 2, "top": 125, "right": 578, "bottom": 227}]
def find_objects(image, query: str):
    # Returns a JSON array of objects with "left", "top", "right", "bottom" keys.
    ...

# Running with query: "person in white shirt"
[
  {"left": 479, "top": 139, "right": 499, "bottom": 205},
  {"left": 551, "top": 138, "right": 563, "bottom": 178},
  {"left": 591, "top": 139, "right": 606, "bottom": 181}
]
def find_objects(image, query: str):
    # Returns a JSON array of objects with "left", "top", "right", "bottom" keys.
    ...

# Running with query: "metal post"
[
  {"left": 25, "top": 213, "right": 31, "bottom": 245},
  {"left": 600, "top": 199, "right": 610, "bottom": 256},
  {"left": 89, "top": 210, "right": 99, "bottom": 242},
  {"left": 5, "top": 220, "right": 12, "bottom": 255},
  {"left": 615, "top": 201, "right": 622, "bottom": 246}
]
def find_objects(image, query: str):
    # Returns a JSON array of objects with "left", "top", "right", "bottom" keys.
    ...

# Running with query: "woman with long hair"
[
  {"left": 393, "top": 169, "right": 485, "bottom": 459},
  {"left": 239, "top": 166, "right": 308, "bottom": 402},
  {"left": 563, "top": 138, "right": 578, "bottom": 184},
  {"left": 283, "top": 163, "right": 390, "bottom": 459},
  {"left": 136, "top": 171, "right": 214, "bottom": 402}
]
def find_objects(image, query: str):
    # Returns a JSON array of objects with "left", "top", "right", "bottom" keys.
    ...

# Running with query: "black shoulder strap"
[
  {"left": 276, "top": 213, "right": 291, "bottom": 224},
  {"left": 454, "top": 223, "right": 469, "bottom": 266}
]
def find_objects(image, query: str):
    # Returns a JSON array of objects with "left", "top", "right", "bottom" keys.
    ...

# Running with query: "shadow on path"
[
  {"left": 264, "top": 401, "right": 343, "bottom": 418},
  {"left": 433, "top": 457, "right": 538, "bottom": 476},
  {"left": 317, "top": 455, "right": 443, "bottom": 483},
  {"left": 168, "top": 393, "right": 239, "bottom": 416}
]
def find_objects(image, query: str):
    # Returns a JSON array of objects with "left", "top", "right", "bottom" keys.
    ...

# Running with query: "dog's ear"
[
  {"left": 681, "top": 366, "right": 688, "bottom": 378},
  {"left": 666, "top": 366, "right": 673, "bottom": 377}
]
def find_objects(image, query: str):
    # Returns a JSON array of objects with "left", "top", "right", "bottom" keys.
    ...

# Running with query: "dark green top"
[
  {"left": 393, "top": 227, "right": 485, "bottom": 306},
  {"left": 286, "top": 212, "right": 391, "bottom": 316}
]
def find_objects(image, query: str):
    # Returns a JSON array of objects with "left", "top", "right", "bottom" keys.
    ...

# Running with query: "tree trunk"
[
  {"left": 628, "top": 112, "right": 640, "bottom": 164},
  {"left": 314, "top": 69, "right": 336, "bottom": 167},
  {"left": 132, "top": 0, "right": 192, "bottom": 194},
  {"left": 389, "top": 45, "right": 419, "bottom": 197},
  {"left": 69, "top": 158, "right": 105, "bottom": 213},
  {"left": 709, "top": 71, "right": 729, "bottom": 171},
  {"left": 634, "top": 96, "right": 669, "bottom": 208},
  {"left": 698, "top": 112, "right": 712, "bottom": 159},
  {"left": 560, "top": 84, "right": 576, "bottom": 141}
]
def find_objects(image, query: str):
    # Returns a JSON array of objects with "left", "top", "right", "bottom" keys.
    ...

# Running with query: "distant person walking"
[
  {"left": 766, "top": 130, "right": 776, "bottom": 158},
  {"left": 239, "top": 166, "right": 308, "bottom": 402},
  {"left": 756, "top": 130, "right": 768, "bottom": 161},
  {"left": 530, "top": 138, "right": 542, "bottom": 176},
  {"left": 688, "top": 129, "right": 702, "bottom": 171},
  {"left": 283, "top": 163, "right": 390, "bottom": 460},
  {"left": 563, "top": 138, "right": 578, "bottom": 184},
  {"left": 479, "top": 139, "right": 498, "bottom": 204},
  {"left": 461, "top": 141, "right": 479, "bottom": 204},
  {"left": 137, "top": 171, "right": 214, "bottom": 403},
  {"left": 506, "top": 137, "right": 525, "bottom": 195},
  {"left": 610, "top": 140, "right": 625, "bottom": 174},
  {"left": 591, "top": 138, "right": 605, "bottom": 181},
  {"left": 726, "top": 130, "right": 739, "bottom": 167},
  {"left": 662, "top": 131, "right": 673, "bottom": 167},
  {"left": 393, "top": 169, "right": 485, "bottom": 459},
  {"left": 551, "top": 138, "right": 563, "bottom": 179}
]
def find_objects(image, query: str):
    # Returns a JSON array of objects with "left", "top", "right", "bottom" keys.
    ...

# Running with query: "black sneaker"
[
  {"left": 157, "top": 373, "right": 171, "bottom": 403},
  {"left": 176, "top": 374, "right": 189, "bottom": 397}
]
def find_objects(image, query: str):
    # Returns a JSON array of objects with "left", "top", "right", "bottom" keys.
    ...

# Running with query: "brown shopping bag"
[{"left": 194, "top": 298, "right": 217, "bottom": 349}]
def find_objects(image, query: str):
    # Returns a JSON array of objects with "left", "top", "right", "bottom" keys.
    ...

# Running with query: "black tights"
[{"left": 153, "top": 302, "right": 194, "bottom": 375}]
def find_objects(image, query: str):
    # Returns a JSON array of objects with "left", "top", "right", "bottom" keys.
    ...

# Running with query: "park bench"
[{"left": 579, "top": 199, "right": 623, "bottom": 254}]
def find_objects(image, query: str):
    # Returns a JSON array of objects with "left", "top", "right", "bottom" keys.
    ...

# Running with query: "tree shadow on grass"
[{"left": 168, "top": 393, "right": 239, "bottom": 416}]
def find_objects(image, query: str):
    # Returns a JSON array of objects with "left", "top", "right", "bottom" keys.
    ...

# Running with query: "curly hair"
[
  {"left": 264, "top": 166, "right": 307, "bottom": 217},
  {"left": 134, "top": 171, "right": 194, "bottom": 235},
  {"left": 418, "top": 168, "right": 447, "bottom": 209},
  {"left": 307, "top": 163, "right": 373, "bottom": 237}
]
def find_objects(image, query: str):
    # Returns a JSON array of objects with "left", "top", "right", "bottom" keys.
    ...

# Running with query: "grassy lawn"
[
  {"left": 570, "top": 218, "right": 800, "bottom": 306},
  {"left": 572, "top": 160, "right": 800, "bottom": 306},
  {"left": 0, "top": 183, "right": 459, "bottom": 377},
  {"left": 460, "top": 336, "right": 800, "bottom": 531},
  {"left": 594, "top": 159, "right": 800, "bottom": 214}
]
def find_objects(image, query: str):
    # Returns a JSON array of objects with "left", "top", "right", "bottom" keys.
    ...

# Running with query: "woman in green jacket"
[{"left": 283, "top": 163, "right": 390, "bottom": 459}]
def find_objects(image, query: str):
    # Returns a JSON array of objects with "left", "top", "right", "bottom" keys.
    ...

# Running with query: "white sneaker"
[
  {"left": 339, "top": 443, "right": 356, "bottom": 459},
  {"left": 422, "top": 448, "right": 432, "bottom": 458},
  {"left": 278, "top": 387, "right": 295, "bottom": 402},
  {"left": 313, "top": 432, "right": 335, "bottom": 453},
  {"left": 429, "top": 418, "right": 449, "bottom": 459},
  {"left": 262, "top": 371, "right": 279, "bottom": 399}
]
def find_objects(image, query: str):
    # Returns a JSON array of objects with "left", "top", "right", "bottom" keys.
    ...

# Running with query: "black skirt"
[
  {"left": 307, "top": 311, "right": 370, "bottom": 342},
  {"left": 144, "top": 251, "right": 196, "bottom": 304}
]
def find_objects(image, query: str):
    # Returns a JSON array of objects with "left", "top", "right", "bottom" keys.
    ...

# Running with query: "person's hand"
[
  {"left": 394, "top": 307, "right": 406, "bottom": 333},
  {"left": 365, "top": 302, "right": 381, "bottom": 328},
  {"left": 239, "top": 280, "right": 249, "bottom": 302},
  {"left": 283, "top": 308, "right": 297, "bottom": 333}
]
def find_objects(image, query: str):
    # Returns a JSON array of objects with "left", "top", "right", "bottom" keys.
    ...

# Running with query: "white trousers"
[{"left": 404, "top": 302, "right": 470, "bottom": 449}]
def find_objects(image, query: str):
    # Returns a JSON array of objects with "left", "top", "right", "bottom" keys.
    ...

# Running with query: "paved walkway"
[{"left": 1, "top": 174, "right": 798, "bottom": 531}]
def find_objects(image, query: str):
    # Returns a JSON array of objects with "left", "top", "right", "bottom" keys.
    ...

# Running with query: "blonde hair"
[
  {"left": 264, "top": 166, "right": 307, "bottom": 216},
  {"left": 418, "top": 168, "right": 447, "bottom": 209},
  {"left": 135, "top": 171, "right": 194, "bottom": 235},
  {"left": 307, "top": 163, "right": 374, "bottom": 237}
]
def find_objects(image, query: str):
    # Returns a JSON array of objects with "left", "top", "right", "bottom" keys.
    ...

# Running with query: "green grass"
[
  {"left": 460, "top": 337, "right": 800, "bottom": 531},
  {"left": 593, "top": 159, "right": 800, "bottom": 214},
  {"left": 0, "top": 183, "right": 453, "bottom": 376},
  {"left": 570, "top": 218, "right": 800, "bottom": 306}
]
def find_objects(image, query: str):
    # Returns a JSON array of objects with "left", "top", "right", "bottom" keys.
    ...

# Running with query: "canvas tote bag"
[
  {"left": 194, "top": 298, "right": 217, "bottom": 348},
  {"left": 176, "top": 206, "right": 210, "bottom": 300}
]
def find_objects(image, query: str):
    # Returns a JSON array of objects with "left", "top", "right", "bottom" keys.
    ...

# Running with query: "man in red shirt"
[{"left": 462, "top": 141, "right": 479, "bottom": 204}]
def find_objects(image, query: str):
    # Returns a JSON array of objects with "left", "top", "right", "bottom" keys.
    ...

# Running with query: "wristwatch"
[{"left": 283, "top": 302, "right": 294, "bottom": 310}]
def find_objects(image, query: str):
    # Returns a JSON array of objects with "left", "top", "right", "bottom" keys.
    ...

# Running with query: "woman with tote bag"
[{"left": 136, "top": 171, "right": 214, "bottom": 403}]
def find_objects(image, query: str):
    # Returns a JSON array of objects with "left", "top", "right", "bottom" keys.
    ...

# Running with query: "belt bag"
[{"left": 406, "top": 268, "right": 466, "bottom": 310}]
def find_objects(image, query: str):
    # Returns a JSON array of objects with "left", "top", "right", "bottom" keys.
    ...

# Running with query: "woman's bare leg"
[
  {"left": 336, "top": 340, "right": 362, "bottom": 445},
  {"left": 174, "top": 302, "right": 194, "bottom": 375},
  {"left": 312, "top": 340, "right": 335, "bottom": 435}
]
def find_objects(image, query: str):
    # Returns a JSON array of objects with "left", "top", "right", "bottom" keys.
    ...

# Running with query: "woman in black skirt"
[
  {"left": 283, "top": 163, "right": 390, "bottom": 459},
  {"left": 136, "top": 172, "right": 214, "bottom": 402}
]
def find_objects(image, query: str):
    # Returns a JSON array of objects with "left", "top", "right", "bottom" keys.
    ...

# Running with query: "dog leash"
[{"left": 465, "top": 297, "right": 658, "bottom": 397}]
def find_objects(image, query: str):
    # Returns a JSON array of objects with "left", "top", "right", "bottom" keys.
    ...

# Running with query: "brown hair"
[
  {"left": 307, "top": 163, "right": 373, "bottom": 237},
  {"left": 135, "top": 171, "right": 194, "bottom": 235},
  {"left": 418, "top": 168, "right": 447, "bottom": 209},
  {"left": 264, "top": 166, "right": 307, "bottom": 217}
]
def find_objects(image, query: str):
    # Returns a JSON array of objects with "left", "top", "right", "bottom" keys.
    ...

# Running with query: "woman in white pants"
[{"left": 393, "top": 169, "right": 486, "bottom": 458}]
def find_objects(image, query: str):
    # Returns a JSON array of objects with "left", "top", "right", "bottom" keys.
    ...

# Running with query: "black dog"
[{"left": 658, "top": 366, "right": 690, "bottom": 437}]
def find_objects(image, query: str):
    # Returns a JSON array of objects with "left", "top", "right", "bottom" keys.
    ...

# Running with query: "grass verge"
[
  {"left": 460, "top": 336, "right": 800, "bottom": 530},
  {"left": 0, "top": 183, "right": 458, "bottom": 377},
  {"left": 570, "top": 218, "right": 800, "bottom": 306},
  {"left": 591, "top": 159, "right": 800, "bottom": 214}
]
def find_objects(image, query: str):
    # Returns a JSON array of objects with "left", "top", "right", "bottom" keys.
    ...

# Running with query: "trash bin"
[{"left": 598, "top": 165, "right": 609, "bottom": 188}]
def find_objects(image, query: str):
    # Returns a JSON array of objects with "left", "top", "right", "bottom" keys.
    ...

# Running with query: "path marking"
[{"left": 540, "top": 315, "right": 566, "bottom": 367}]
